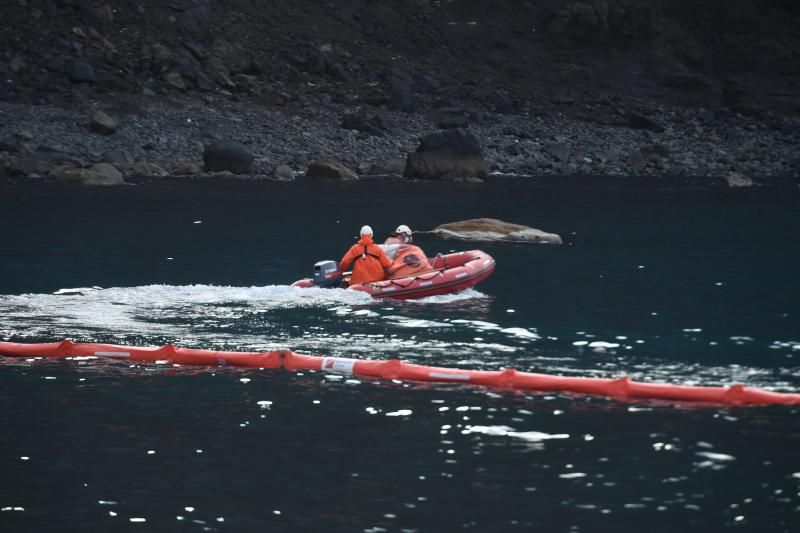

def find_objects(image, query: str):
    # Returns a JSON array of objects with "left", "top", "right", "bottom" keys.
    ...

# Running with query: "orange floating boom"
[{"left": 1, "top": 340, "right": 799, "bottom": 406}]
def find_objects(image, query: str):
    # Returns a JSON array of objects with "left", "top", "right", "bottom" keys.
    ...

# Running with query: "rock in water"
[
  {"left": 203, "top": 140, "right": 254, "bottom": 174},
  {"left": 404, "top": 129, "right": 487, "bottom": 180},
  {"left": 429, "top": 218, "right": 562, "bottom": 244},
  {"left": 304, "top": 159, "right": 358, "bottom": 180}
]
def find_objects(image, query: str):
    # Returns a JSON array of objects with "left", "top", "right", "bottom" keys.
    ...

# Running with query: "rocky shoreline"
[
  {"left": 2, "top": 91, "right": 798, "bottom": 187},
  {"left": 2, "top": 1, "right": 799, "bottom": 187}
]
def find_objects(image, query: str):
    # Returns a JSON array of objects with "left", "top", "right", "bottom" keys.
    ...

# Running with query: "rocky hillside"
[
  {"left": 2, "top": 0, "right": 799, "bottom": 113},
  {"left": 1, "top": 1, "right": 799, "bottom": 184}
]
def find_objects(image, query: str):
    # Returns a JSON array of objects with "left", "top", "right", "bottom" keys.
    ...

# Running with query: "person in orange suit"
[
  {"left": 384, "top": 224, "right": 413, "bottom": 245},
  {"left": 340, "top": 225, "right": 392, "bottom": 285}
]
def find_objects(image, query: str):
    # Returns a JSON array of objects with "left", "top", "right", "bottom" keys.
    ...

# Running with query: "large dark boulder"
[
  {"left": 65, "top": 59, "right": 95, "bottom": 83},
  {"left": 627, "top": 112, "right": 665, "bottom": 133},
  {"left": 404, "top": 129, "right": 487, "bottom": 180},
  {"left": 203, "top": 140, "right": 254, "bottom": 174},
  {"left": 320, "top": 51, "right": 351, "bottom": 82}
]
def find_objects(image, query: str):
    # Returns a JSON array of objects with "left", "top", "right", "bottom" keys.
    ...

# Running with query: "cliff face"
[{"left": 1, "top": 0, "right": 799, "bottom": 112}]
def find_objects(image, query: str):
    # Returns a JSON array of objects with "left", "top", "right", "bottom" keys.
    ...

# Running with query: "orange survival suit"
[
  {"left": 385, "top": 244, "right": 432, "bottom": 279},
  {"left": 340, "top": 235, "right": 392, "bottom": 285}
]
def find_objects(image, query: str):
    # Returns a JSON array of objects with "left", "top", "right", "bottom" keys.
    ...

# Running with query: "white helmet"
[
  {"left": 395, "top": 224, "right": 412, "bottom": 235},
  {"left": 360, "top": 225, "right": 373, "bottom": 236}
]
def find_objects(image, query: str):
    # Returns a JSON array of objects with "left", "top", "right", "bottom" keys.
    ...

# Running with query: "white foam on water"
[
  {"left": 695, "top": 451, "right": 736, "bottom": 462},
  {"left": 588, "top": 341, "right": 620, "bottom": 348},
  {"left": 3, "top": 286, "right": 799, "bottom": 393},
  {"left": 52, "top": 287, "right": 103, "bottom": 295},
  {"left": 463, "top": 425, "right": 570, "bottom": 445},
  {"left": 382, "top": 316, "right": 452, "bottom": 329},
  {"left": 450, "top": 319, "right": 501, "bottom": 330},
  {"left": 351, "top": 309, "right": 380, "bottom": 317},
  {"left": 559, "top": 472, "right": 588, "bottom": 479},
  {"left": 0, "top": 284, "right": 371, "bottom": 339},
  {"left": 500, "top": 327, "right": 541, "bottom": 339},
  {"left": 1, "top": 283, "right": 532, "bottom": 366},
  {"left": 409, "top": 288, "right": 487, "bottom": 304}
]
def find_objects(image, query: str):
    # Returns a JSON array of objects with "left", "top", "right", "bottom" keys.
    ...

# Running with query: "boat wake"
[
  {"left": 1, "top": 285, "right": 797, "bottom": 392},
  {"left": 0, "top": 284, "right": 499, "bottom": 352}
]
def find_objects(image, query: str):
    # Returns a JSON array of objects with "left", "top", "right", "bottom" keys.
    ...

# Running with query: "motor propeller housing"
[{"left": 313, "top": 260, "right": 343, "bottom": 288}]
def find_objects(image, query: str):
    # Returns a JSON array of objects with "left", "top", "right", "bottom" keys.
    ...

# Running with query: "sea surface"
[{"left": 0, "top": 180, "right": 798, "bottom": 532}]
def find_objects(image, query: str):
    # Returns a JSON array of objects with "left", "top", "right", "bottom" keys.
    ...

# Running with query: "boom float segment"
[{"left": 1, "top": 340, "right": 799, "bottom": 406}]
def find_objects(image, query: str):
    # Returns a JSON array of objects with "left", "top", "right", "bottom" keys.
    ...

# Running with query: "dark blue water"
[{"left": 1, "top": 180, "right": 798, "bottom": 532}]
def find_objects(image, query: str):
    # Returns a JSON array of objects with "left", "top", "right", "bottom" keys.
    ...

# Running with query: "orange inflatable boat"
[{"left": 292, "top": 249, "right": 495, "bottom": 299}]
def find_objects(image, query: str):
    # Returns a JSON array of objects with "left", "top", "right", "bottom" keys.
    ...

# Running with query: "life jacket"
[
  {"left": 387, "top": 244, "right": 432, "bottom": 279},
  {"left": 340, "top": 235, "right": 392, "bottom": 285}
]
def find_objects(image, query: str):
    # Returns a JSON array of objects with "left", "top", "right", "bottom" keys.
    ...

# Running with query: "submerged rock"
[{"left": 428, "top": 218, "right": 562, "bottom": 244}]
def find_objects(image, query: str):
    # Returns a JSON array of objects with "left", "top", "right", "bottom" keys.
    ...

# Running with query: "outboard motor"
[{"left": 313, "top": 260, "right": 343, "bottom": 288}]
